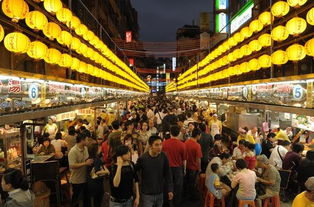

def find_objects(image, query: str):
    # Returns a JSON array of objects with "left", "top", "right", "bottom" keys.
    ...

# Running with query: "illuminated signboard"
[
  {"left": 216, "top": 0, "right": 228, "bottom": 10},
  {"left": 216, "top": 12, "right": 227, "bottom": 33},
  {"left": 126, "top": 31, "right": 132, "bottom": 42},
  {"left": 230, "top": 1, "right": 254, "bottom": 33}
]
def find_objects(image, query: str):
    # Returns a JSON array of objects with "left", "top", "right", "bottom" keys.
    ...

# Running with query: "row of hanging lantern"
[
  {"left": 178, "top": 38, "right": 313, "bottom": 90},
  {"left": 165, "top": 81, "right": 177, "bottom": 92},
  {"left": 0, "top": 0, "right": 149, "bottom": 92},
  {"left": 176, "top": 0, "right": 313, "bottom": 90}
]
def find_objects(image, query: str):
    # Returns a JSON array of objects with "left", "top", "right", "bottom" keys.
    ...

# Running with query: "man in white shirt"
[
  {"left": 183, "top": 112, "right": 195, "bottom": 129},
  {"left": 269, "top": 140, "right": 291, "bottom": 169},
  {"left": 146, "top": 107, "right": 155, "bottom": 121},
  {"left": 205, "top": 153, "right": 233, "bottom": 179},
  {"left": 233, "top": 139, "right": 246, "bottom": 160}
]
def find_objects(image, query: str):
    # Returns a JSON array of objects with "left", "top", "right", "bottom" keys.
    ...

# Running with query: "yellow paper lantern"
[
  {"left": 305, "top": 38, "right": 314, "bottom": 57},
  {"left": 66, "top": 16, "right": 80, "bottom": 29},
  {"left": 83, "top": 30, "right": 95, "bottom": 42},
  {"left": 287, "top": 0, "right": 307, "bottom": 8},
  {"left": 286, "top": 17, "right": 307, "bottom": 36},
  {"left": 234, "top": 32, "right": 244, "bottom": 43},
  {"left": 240, "top": 45, "right": 252, "bottom": 56},
  {"left": 240, "top": 27, "right": 253, "bottom": 39},
  {"left": 249, "top": 40, "right": 262, "bottom": 52},
  {"left": 2, "top": 0, "right": 29, "bottom": 22},
  {"left": 56, "top": 30, "right": 72, "bottom": 47},
  {"left": 0, "top": 24, "right": 4, "bottom": 42},
  {"left": 43, "top": 22, "right": 61, "bottom": 40},
  {"left": 258, "top": 33, "right": 272, "bottom": 47},
  {"left": 258, "top": 12, "right": 274, "bottom": 26},
  {"left": 258, "top": 55, "right": 272, "bottom": 68},
  {"left": 70, "top": 37, "right": 81, "bottom": 51},
  {"left": 4, "top": 32, "right": 30, "bottom": 53},
  {"left": 70, "top": 57, "right": 80, "bottom": 70},
  {"left": 227, "top": 53, "right": 235, "bottom": 62},
  {"left": 44, "top": 48, "right": 61, "bottom": 64},
  {"left": 59, "top": 53, "right": 72, "bottom": 68},
  {"left": 248, "top": 58, "right": 260, "bottom": 71},
  {"left": 271, "top": 1, "right": 290, "bottom": 17},
  {"left": 78, "top": 61, "right": 87, "bottom": 73},
  {"left": 75, "top": 24, "right": 88, "bottom": 36},
  {"left": 271, "top": 50, "right": 288, "bottom": 65},
  {"left": 228, "top": 37, "right": 237, "bottom": 47},
  {"left": 271, "top": 26, "right": 289, "bottom": 42},
  {"left": 234, "top": 48, "right": 243, "bottom": 60},
  {"left": 27, "top": 41, "right": 48, "bottom": 60},
  {"left": 25, "top": 11, "right": 48, "bottom": 31},
  {"left": 307, "top": 8, "right": 314, "bottom": 26},
  {"left": 87, "top": 64, "right": 94, "bottom": 75},
  {"left": 56, "top": 7, "right": 72, "bottom": 24},
  {"left": 249, "top": 19, "right": 263, "bottom": 33},
  {"left": 233, "top": 64, "right": 241, "bottom": 75},
  {"left": 43, "top": 0, "right": 62, "bottom": 14},
  {"left": 240, "top": 62, "right": 249, "bottom": 73},
  {"left": 286, "top": 44, "right": 306, "bottom": 61}
]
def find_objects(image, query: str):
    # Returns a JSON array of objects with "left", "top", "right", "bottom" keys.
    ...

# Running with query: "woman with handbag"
[
  {"left": 87, "top": 143, "right": 110, "bottom": 207},
  {"left": 109, "top": 145, "right": 140, "bottom": 207}
]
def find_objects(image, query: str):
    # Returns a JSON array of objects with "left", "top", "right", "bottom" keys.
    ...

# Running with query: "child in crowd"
[{"left": 206, "top": 163, "right": 231, "bottom": 199}]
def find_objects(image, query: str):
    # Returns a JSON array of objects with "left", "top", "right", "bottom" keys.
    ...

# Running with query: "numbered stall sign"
[
  {"left": 28, "top": 84, "right": 39, "bottom": 100},
  {"left": 293, "top": 85, "right": 304, "bottom": 101}
]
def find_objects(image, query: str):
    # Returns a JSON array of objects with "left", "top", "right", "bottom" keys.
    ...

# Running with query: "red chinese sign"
[{"left": 126, "top": 31, "right": 132, "bottom": 43}]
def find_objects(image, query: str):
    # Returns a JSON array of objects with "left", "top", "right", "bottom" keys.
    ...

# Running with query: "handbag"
[{"left": 90, "top": 165, "right": 109, "bottom": 179}]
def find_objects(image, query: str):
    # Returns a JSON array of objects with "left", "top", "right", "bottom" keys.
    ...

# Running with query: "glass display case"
[{"left": 0, "top": 128, "right": 22, "bottom": 173}]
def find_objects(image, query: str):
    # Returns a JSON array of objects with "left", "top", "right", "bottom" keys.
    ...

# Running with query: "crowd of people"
[{"left": 0, "top": 96, "right": 314, "bottom": 207}]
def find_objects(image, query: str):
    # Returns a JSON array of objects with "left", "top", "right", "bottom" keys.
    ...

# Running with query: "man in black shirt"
[
  {"left": 261, "top": 132, "right": 276, "bottom": 158},
  {"left": 110, "top": 145, "right": 139, "bottom": 206},
  {"left": 198, "top": 123, "right": 213, "bottom": 173},
  {"left": 136, "top": 135, "right": 173, "bottom": 207},
  {"left": 162, "top": 108, "right": 178, "bottom": 132}
]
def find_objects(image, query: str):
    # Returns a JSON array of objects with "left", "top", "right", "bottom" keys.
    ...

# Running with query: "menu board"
[
  {"left": 0, "top": 77, "right": 142, "bottom": 115},
  {"left": 179, "top": 80, "right": 312, "bottom": 109}
]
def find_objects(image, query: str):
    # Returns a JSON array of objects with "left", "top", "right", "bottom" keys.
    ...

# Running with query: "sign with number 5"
[{"left": 293, "top": 85, "right": 303, "bottom": 101}]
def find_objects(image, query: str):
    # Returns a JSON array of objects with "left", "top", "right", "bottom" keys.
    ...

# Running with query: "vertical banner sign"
[
  {"left": 126, "top": 31, "right": 132, "bottom": 43},
  {"left": 172, "top": 57, "right": 176, "bottom": 71},
  {"left": 216, "top": 0, "right": 227, "bottom": 10},
  {"left": 166, "top": 73, "right": 170, "bottom": 84},
  {"left": 129, "top": 58, "right": 134, "bottom": 66},
  {"left": 216, "top": 13, "right": 227, "bottom": 33}
]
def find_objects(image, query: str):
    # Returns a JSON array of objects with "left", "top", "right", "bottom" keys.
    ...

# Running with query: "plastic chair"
[
  {"left": 238, "top": 200, "right": 256, "bottom": 207},
  {"left": 204, "top": 191, "right": 225, "bottom": 207},
  {"left": 263, "top": 195, "right": 280, "bottom": 207}
]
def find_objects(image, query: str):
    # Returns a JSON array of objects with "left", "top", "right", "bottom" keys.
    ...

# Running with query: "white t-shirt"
[
  {"left": 269, "top": 145, "right": 288, "bottom": 169},
  {"left": 233, "top": 147, "right": 244, "bottom": 159},
  {"left": 147, "top": 109, "right": 155, "bottom": 120},
  {"left": 51, "top": 139, "right": 67, "bottom": 153}
]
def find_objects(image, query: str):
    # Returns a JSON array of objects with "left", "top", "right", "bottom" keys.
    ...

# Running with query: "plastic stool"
[
  {"left": 263, "top": 195, "right": 280, "bottom": 207},
  {"left": 238, "top": 200, "right": 256, "bottom": 207},
  {"left": 204, "top": 191, "right": 225, "bottom": 207},
  {"left": 198, "top": 173, "right": 206, "bottom": 197}
]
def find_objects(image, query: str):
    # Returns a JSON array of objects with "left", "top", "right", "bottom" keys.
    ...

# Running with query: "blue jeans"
[
  {"left": 141, "top": 193, "right": 163, "bottom": 207},
  {"left": 109, "top": 198, "right": 132, "bottom": 207}
]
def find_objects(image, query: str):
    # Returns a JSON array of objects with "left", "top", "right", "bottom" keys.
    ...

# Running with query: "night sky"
[{"left": 131, "top": 0, "right": 212, "bottom": 42}]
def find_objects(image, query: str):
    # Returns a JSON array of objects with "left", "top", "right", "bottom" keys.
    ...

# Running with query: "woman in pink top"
[{"left": 232, "top": 159, "right": 257, "bottom": 200}]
